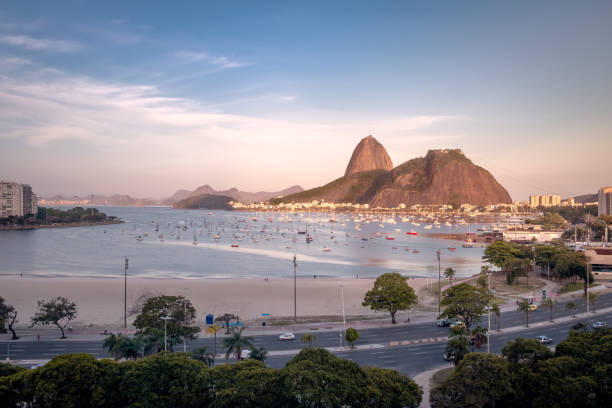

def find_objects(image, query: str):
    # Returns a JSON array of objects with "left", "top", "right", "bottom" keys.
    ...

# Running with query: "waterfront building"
[
  {"left": 529, "top": 194, "right": 561, "bottom": 207},
  {"left": 0, "top": 181, "right": 38, "bottom": 217},
  {"left": 599, "top": 187, "right": 612, "bottom": 216}
]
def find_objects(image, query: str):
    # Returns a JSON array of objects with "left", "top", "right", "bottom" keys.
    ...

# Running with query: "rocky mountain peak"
[{"left": 344, "top": 135, "right": 393, "bottom": 177}]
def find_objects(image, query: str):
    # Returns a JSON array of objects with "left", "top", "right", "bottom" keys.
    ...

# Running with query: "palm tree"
[
  {"left": 491, "top": 303, "right": 501, "bottom": 331},
  {"left": 103, "top": 333, "right": 123, "bottom": 360},
  {"left": 222, "top": 327, "right": 254, "bottom": 360},
  {"left": 589, "top": 292, "right": 598, "bottom": 312},
  {"left": 444, "top": 267, "right": 456, "bottom": 287},
  {"left": 248, "top": 346, "right": 268, "bottom": 361},
  {"left": 518, "top": 300, "right": 531, "bottom": 327},
  {"left": 470, "top": 326, "right": 488, "bottom": 351},
  {"left": 191, "top": 346, "right": 215, "bottom": 367},
  {"left": 205, "top": 324, "right": 222, "bottom": 356},
  {"left": 542, "top": 298, "right": 556, "bottom": 322},
  {"left": 445, "top": 333, "right": 470, "bottom": 366},
  {"left": 566, "top": 301, "right": 577, "bottom": 318},
  {"left": 301, "top": 333, "right": 316, "bottom": 347}
]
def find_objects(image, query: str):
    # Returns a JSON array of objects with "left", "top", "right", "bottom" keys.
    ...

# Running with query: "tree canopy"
[
  {"left": 133, "top": 295, "right": 199, "bottom": 349},
  {"left": 30, "top": 297, "right": 77, "bottom": 338},
  {"left": 362, "top": 272, "right": 418, "bottom": 324},
  {"left": 440, "top": 283, "right": 488, "bottom": 331}
]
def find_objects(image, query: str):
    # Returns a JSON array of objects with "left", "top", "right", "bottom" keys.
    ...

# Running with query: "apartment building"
[
  {"left": 0, "top": 181, "right": 38, "bottom": 217},
  {"left": 599, "top": 186, "right": 612, "bottom": 216},
  {"left": 529, "top": 194, "right": 561, "bottom": 207}
]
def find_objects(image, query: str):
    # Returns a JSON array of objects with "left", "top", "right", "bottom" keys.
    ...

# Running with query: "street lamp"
[
  {"left": 161, "top": 316, "right": 171, "bottom": 352},
  {"left": 435, "top": 249, "right": 446, "bottom": 315},
  {"left": 183, "top": 288, "right": 189, "bottom": 353},
  {"left": 487, "top": 270, "right": 492, "bottom": 353}
]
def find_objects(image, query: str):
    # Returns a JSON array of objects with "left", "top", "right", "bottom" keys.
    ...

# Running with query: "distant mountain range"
[
  {"left": 272, "top": 135, "right": 512, "bottom": 207},
  {"left": 172, "top": 194, "right": 234, "bottom": 210},
  {"left": 41, "top": 185, "right": 304, "bottom": 207}
]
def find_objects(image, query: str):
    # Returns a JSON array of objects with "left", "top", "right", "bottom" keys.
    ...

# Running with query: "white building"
[
  {"left": 0, "top": 181, "right": 38, "bottom": 217},
  {"left": 529, "top": 194, "right": 561, "bottom": 207},
  {"left": 599, "top": 186, "right": 612, "bottom": 216}
]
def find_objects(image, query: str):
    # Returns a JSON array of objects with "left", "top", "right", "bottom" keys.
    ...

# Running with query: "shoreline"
[{"left": 0, "top": 220, "right": 124, "bottom": 230}]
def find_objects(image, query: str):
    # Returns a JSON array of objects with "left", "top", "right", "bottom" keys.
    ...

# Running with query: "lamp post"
[
  {"left": 338, "top": 284, "right": 346, "bottom": 327},
  {"left": 124, "top": 257, "right": 128, "bottom": 330},
  {"left": 487, "top": 270, "right": 492, "bottom": 353},
  {"left": 183, "top": 288, "right": 189, "bottom": 353},
  {"left": 436, "top": 249, "right": 443, "bottom": 315},
  {"left": 161, "top": 316, "right": 171, "bottom": 352},
  {"left": 293, "top": 254, "right": 297, "bottom": 331}
]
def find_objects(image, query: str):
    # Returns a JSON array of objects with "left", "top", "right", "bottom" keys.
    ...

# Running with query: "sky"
[{"left": 0, "top": 1, "right": 611, "bottom": 201}]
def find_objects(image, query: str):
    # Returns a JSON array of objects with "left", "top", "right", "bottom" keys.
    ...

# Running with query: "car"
[
  {"left": 240, "top": 350, "right": 251, "bottom": 360},
  {"left": 528, "top": 304, "right": 538, "bottom": 311},
  {"left": 537, "top": 335, "right": 552, "bottom": 344},
  {"left": 437, "top": 318, "right": 452, "bottom": 327},
  {"left": 592, "top": 321, "right": 608, "bottom": 329},
  {"left": 449, "top": 319, "right": 465, "bottom": 329},
  {"left": 279, "top": 332, "right": 295, "bottom": 341},
  {"left": 443, "top": 350, "right": 455, "bottom": 361}
]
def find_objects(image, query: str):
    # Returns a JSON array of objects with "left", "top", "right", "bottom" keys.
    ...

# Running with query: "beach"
[{"left": 0, "top": 275, "right": 431, "bottom": 329}]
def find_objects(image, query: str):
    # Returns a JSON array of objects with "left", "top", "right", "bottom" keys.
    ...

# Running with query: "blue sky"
[{"left": 0, "top": 1, "right": 610, "bottom": 200}]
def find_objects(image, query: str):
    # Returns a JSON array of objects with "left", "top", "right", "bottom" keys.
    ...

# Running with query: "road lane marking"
[
  {"left": 389, "top": 341, "right": 399, "bottom": 346},
  {"left": 401, "top": 340, "right": 410, "bottom": 345}
]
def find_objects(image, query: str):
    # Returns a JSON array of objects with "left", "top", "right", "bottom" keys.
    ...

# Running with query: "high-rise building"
[
  {"left": 599, "top": 187, "right": 612, "bottom": 216},
  {"left": 529, "top": 194, "right": 561, "bottom": 207},
  {"left": 0, "top": 181, "right": 38, "bottom": 217}
]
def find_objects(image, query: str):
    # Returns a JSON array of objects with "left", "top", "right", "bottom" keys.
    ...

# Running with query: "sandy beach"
[{"left": 0, "top": 276, "right": 431, "bottom": 329}]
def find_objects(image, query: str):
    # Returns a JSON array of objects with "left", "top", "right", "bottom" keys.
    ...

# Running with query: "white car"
[
  {"left": 279, "top": 332, "right": 296, "bottom": 341},
  {"left": 537, "top": 335, "right": 552, "bottom": 344}
]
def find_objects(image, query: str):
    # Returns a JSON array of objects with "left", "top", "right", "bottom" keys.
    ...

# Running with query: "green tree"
[
  {"left": 280, "top": 348, "right": 369, "bottom": 408},
  {"left": 248, "top": 346, "right": 268, "bottom": 362},
  {"left": 440, "top": 283, "right": 488, "bottom": 332},
  {"left": 0, "top": 297, "right": 19, "bottom": 340},
  {"left": 363, "top": 366, "right": 422, "bottom": 408},
  {"left": 119, "top": 352, "right": 211, "bottom": 408},
  {"left": 103, "top": 333, "right": 125, "bottom": 360},
  {"left": 205, "top": 324, "right": 222, "bottom": 356},
  {"left": 491, "top": 303, "right": 501, "bottom": 331},
  {"left": 10, "top": 354, "right": 116, "bottom": 408},
  {"left": 222, "top": 327, "right": 254, "bottom": 360},
  {"left": 518, "top": 300, "right": 532, "bottom": 327},
  {"left": 542, "top": 298, "right": 556, "bottom": 322},
  {"left": 210, "top": 359, "right": 281, "bottom": 408},
  {"left": 301, "top": 332, "right": 316, "bottom": 347},
  {"left": 445, "top": 334, "right": 470, "bottom": 366},
  {"left": 133, "top": 295, "right": 199, "bottom": 348},
  {"left": 470, "top": 326, "right": 488, "bottom": 351},
  {"left": 501, "top": 338, "right": 553, "bottom": 365},
  {"left": 191, "top": 346, "right": 215, "bottom": 367},
  {"left": 30, "top": 296, "right": 77, "bottom": 339},
  {"left": 214, "top": 313, "right": 239, "bottom": 335},
  {"left": 362, "top": 272, "right": 418, "bottom": 324},
  {"left": 483, "top": 240, "right": 519, "bottom": 269},
  {"left": 565, "top": 301, "right": 577, "bottom": 317},
  {"left": 345, "top": 327, "right": 359, "bottom": 349},
  {"left": 430, "top": 353, "right": 513, "bottom": 408},
  {"left": 444, "top": 267, "right": 456, "bottom": 286}
]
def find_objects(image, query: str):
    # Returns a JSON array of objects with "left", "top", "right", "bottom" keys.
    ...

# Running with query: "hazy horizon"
[{"left": 1, "top": 1, "right": 611, "bottom": 201}]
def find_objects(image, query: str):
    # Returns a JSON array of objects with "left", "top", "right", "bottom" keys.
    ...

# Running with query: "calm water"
[{"left": 0, "top": 207, "right": 488, "bottom": 279}]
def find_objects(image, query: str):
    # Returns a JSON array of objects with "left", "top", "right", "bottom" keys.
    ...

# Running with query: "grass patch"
[
  {"left": 431, "top": 367, "right": 455, "bottom": 387},
  {"left": 259, "top": 314, "right": 377, "bottom": 326},
  {"left": 560, "top": 282, "right": 599, "bottom": 294}
]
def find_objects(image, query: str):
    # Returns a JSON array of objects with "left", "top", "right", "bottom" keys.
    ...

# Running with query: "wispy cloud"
[
  {"left": 80, "top": 26, "right": 141, "bottom": 45},
  {"left": 0, "top": 35, "right": 81, "bottom": 52},
  {"left": 175, "top": 51, "right": 246, "bottom": 68}
]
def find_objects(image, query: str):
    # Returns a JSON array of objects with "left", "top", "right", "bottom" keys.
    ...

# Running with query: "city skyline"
[{"left": 1, "top": 1, "right": 611, "bottom": 200}]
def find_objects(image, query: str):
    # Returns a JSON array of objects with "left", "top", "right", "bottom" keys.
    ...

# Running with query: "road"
[{"left": 3, "top": 292, "right": 611, "bottom": 378}]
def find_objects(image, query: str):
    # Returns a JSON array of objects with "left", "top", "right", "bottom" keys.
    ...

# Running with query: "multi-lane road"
[{"left": 2, "top": 293, "right": 611, "bottom": 378}]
